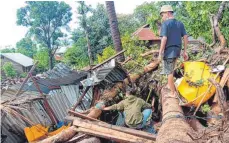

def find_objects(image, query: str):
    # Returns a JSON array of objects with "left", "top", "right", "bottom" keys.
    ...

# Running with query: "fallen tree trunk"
[
  {"left": 90, "top": 61, "right": 160, "bottom": 119},
  {"left": 73, "top": 117, "right": 154, "bottom": 143},
  {"left": 156, "top": 87, "right": 194, "bottom": 143}
]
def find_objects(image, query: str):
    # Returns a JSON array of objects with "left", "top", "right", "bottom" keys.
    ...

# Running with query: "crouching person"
[{"left": 102, "top": 87, "right": 155, "bottom": 131}]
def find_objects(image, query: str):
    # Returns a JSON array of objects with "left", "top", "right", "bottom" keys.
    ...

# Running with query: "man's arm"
[
  {"left": 159, "top": 22, "right": 168, "bottom": 61},
  {"left": 103, "top": 101, "right": 125, "bottom": 111},
  {"left": 103, "top": 106, "right": 114, "bottom": 111},
  {"left": 158, "top": 36, "right": 167, "bottom": 61},
  {"left": 183, "top": 35, "right": 188, "bottom": 61}
]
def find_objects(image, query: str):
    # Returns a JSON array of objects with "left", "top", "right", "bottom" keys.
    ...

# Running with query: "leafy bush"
[
  {"left": 34, "top": 48, "right": 49, "bottom": 72},
  {"left": 20, "top": 72, "right": 27, "bottom": 78},
  {"left": 2, "top": 62, "right": 17, "bottom": 78},
  {"left": 97, "top": 46, "right": 116, "bottom": 63},
  {"left": 63, "top": 43, "right": 89, "bottom": 69}
]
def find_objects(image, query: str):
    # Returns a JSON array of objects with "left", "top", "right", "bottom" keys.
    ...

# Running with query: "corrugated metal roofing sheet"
[
  {"left": 1, "top": 53, "right": 33, "bottom": 67},
  {"left": 90, "top": 59, "right": 127, "bottom": 86},
  {"left": 1, "top": 84, "right": 93, "bottom": 143}
]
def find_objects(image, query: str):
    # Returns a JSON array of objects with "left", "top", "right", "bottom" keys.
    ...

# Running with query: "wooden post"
[{"left": 71, "top": 86, "right": 90, "bottom": 111}]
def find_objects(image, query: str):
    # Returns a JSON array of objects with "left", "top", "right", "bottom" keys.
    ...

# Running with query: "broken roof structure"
[{"left": 132, "top": 24, "right": 161, "bottom": 41}]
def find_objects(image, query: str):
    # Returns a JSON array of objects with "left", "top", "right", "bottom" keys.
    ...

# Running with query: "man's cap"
[{"left": 160, "top": 5, "right": 173, "bottom": 15}]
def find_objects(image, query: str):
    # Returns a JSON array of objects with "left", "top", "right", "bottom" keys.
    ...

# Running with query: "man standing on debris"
[
  {"left": 102, "top": 87, "right": 154, "bottom": 130},
  {"left": 158, "top": 5, "right": 188, "bottom": 98}
]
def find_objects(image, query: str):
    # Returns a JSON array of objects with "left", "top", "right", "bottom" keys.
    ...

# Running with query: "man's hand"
[
  {"left": 152, "top": 106, "right": 155, "bottom": 112},
  {"left": 183, "top": 51, "right": 189, "bottom": 61},
  {"left": 158, "top": 53, "right": 163, "bottom": 62}
]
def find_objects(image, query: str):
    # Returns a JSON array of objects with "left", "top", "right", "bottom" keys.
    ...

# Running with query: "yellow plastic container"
[
  {"left": 24, "top": 124, "right": 48, "bottom": 142},
  {"left": 24, "top": 123, "right": 71, "bottom": 142},
  {"left": 177, "top": 62, "right": 220, "bottom": 107}
]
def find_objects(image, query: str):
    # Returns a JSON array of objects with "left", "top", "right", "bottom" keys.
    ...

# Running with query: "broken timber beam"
[
  {"left": 66, "top": 116, "right": 156, "bottom": 141},
  {"left": 91, "top": 49, "right": 126, "bottom": 70},
  {"left": 71, "top": 86, "right": 91, "bottom": 111},
  {"left": 73, "top": 117, "right": 154, "bottom": 143},
  {"left": 156, "top": 87, "right": 193, "bottom": 143}
]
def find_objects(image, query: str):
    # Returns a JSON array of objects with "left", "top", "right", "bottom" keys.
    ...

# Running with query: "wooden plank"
[
  {"left": 73, "top": 118, "right": 154, "bottom": 142},
  {"left": 66, "top": 116, "right": 156, "bottom": 141},
  {"left": 75, "top": 127, "right": 153, "bottom": 143}
]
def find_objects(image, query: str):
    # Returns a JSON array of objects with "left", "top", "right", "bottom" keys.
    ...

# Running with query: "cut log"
[
  {"left": 156, "top": 87, "right": 193, "bottom": 143},
  {"left": 39, "top": 126, "right": 77, "bottom": 143},
  {"left": 73, "top": 118, "right": 154, "bottom": 143},
  {"left": 66, "top": 116, "right": 156, "bottom": 141}
]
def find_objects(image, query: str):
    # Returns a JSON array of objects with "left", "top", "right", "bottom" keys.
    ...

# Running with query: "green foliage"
[
  {"left": 34, "top": 48, "right": 49, "bottom": 72},
  {"left": 2, "top": 62, "right": 17, "bottom": 78},
  {"left": 88, "top": 4, "right": 112, "bottom": 57},
  {"left": 117, "top": 14, "right": 141, "bottom": 36},
  {"left": 97, "top": 46, "right": 116, "bottom": 63},
  {"left": 20, "top": 72, "right": 27, "bottom": 78},
  {"left": 73, "top": 3, "right": 112, "bottom": 61},
  {"left": 134, "top": 2, "right": 229, "bottom": 46},
  {"left": 0, "top": 48, "right": 16, "bottom": 53},
  {"left": 16, "top": 37, "right": 37, "bottom": 58},
  {"left": 63, "top": 41, "right": 89, "bottom": 69},
  {"left": 17, "top": 1, "right": 72, "bottom": 69},
  {"left": 201, "top": 104, "right": 211, "bottom": 114},
  {"left": 121, "top": 34, "right": 150, "bottom": 72}
]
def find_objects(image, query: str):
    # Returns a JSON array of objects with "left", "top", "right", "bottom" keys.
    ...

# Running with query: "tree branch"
[{"left": 213, "top": 1, "right": 227, "bottom": 49}]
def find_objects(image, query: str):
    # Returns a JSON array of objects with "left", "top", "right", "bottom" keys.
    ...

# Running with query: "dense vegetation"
[{"left": 1, "top": 1, "right": 228, "bottom": 73}]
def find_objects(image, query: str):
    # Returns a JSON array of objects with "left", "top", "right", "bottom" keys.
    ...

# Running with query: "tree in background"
[
  {"left": 68, "top": 3, "right": 113, "bottom": 68},
  {"left": 77, "top": 1, "right": 93, "bottom": 66},
  {"left": 117, "top": 14, "right": 141, "bottom": 36},
  {"left": 16, "top": 37, "right": 37, "bottom": 58},
  {"left": 0, "top": 47, "right": 16, "bottom": 53},
  {"left": 2, "top": 62, "right": 17, "bottom": 78},
  {"left": 88, "top": 4, "right": 113, "bottom": 58},
  {"left": 17, "top": 1, "right": 72, "bottom": 69},
  {"left": 33, "top": 48, "right": 49, "bottom": 72},
  {"left": 106, "top": 1, "right": 125, "bottom": 62}
]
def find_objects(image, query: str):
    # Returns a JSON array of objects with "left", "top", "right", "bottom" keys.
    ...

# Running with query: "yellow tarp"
[
  {"left": 24, "top": 123, "right": 71, "bottom": 142},
  {"left": 177, "top": 62, "right": 220, "bottom": 107}
]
